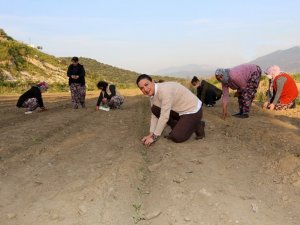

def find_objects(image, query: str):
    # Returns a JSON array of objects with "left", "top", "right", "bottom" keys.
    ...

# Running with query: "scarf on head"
[
  {"left": 215, "top": 68, "right": 230, "bottom": 85},
  {"left": 37, "top": 81, "right": 49, "bottom": 91},
  {"left": 265, "top": 65, "right": 281, "bottom": 79}
]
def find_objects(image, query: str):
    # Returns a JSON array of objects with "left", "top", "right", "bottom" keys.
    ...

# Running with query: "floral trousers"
[{"left": 70, "top": 83, "right": 86, "bottom": 108}]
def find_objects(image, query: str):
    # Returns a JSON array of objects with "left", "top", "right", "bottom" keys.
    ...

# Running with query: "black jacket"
[
  {"left": 67, "top": 63, "right": 85, "bottom": 85},
  {"left": 96, "top": 85, "right": 116, "bottom": 106},
  {"left": 197, "top": 80, "right": 222, "bottom": 103},
  {"left": 16, "top": 86, "right": 44, "bottom": 108}
]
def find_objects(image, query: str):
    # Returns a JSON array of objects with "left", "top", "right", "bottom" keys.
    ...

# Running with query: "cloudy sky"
[{"left": 1, "top": 0, "right": 300, "bottom": 73}]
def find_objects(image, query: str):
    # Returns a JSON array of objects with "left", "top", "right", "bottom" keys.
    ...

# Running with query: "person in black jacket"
[
  {"left": 67, "top": 57, "right": 86, "bottom": 109},
  {"left": 96, "top": 81, "right": 124, "bottom": 110},
  {"left": 191, "top": 76, "right": 222, "bottom": 107},
  {"left": 16, "top": 81, "right": 48, "bottom": 114}
]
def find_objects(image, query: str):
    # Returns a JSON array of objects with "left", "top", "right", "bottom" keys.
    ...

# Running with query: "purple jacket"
[{"left": 222, "top": 64, "right": 259, "bottom": 104}]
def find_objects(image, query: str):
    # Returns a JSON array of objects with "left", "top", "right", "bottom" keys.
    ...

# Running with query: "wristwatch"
[{"left": 152, "top": 134, "right": 159, "bottom": 142}]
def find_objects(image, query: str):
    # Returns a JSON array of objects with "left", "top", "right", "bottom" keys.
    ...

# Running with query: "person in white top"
[{"left": 136, "top": 74, "right": 205, "bottom": 146}]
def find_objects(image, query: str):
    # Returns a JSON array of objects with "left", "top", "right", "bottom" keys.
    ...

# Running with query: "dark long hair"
[
  {"left": 97, "top": 81, "right": 108, "bottom": 90},
  {"left": 136, "top": 74, "right": 152, "bottom": 85}
]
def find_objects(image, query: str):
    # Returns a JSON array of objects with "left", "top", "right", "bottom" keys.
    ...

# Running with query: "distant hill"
[
  {"left": 0, "top": 29, "right": 186, "bottom": 93},
  {"left": 249, "top": 46, "right": 300, "bottom": 73},
  {"left": 0, "top": 29, "right": 139, "bottom": 93},
  {"left": 156, "top": 46, "right": 300, "bottom": 78},
  {"left": 154, "top": 64, "right": 215, "bottom": 79}
]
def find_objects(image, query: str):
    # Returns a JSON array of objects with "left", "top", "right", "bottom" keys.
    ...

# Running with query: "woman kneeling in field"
[
  {"left": 16, "top": 81, "right": 48, "bottom": 114},
  {"left": 95, "top": 81, "right": 124, "bottom": 110},
  {"left": 136, "top": 74, "right": 205, "bottom": 146},
  {"left": 263, "top": 65, "right": 298, "bottom": 110}
]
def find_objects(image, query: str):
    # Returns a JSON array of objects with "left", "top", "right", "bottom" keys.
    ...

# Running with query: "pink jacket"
[{"left": 222, "top": 64, "right": 259, "bottom": 104}]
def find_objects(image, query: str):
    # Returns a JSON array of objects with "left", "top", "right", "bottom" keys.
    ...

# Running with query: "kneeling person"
[
  {"left": 16, "top": 82, "right": 48, "bottom": 114},
  {"left": 263, "top": 65, "right": 298, "bottom": 110},
  {"left": 191, "top": 76, "right": 222, "bottom": 107},
  {"left": 136, "top": 74, "right": 205, "bottom": 146},
  {"left": 96, "top": 81, "right": 124, "bottom": 110}
]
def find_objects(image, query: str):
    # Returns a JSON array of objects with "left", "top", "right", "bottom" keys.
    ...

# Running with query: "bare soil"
[{"left": 0, "top": 91, "right": 300, "bottom": 225}]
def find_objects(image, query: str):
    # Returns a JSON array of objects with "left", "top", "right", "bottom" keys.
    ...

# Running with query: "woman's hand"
[
  {"left": 263, "top": 102, "right": 269, "bottom": 109},
  {"left": 95, "top": 106, "right": 99, "bottom": 111},
  {"left": 141, "top": 133, "right": 155, "bottom": 147},
  {"left": 71, "top": 75, "right": 79, "bottom": 79},
  {"left": 38, "top": 107, "right": 47, "bottom": 112},
  {"left": 269, "top": 103, "right": 275, "bottom": 110}
]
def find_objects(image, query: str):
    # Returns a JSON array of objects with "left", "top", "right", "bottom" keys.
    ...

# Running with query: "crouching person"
[
  {"left": 136, "top": 74, "right": 205, "bottom": 147},
  {"left": 16, "top": 81, "right": 48, "bottom": 114},
  {"left": 96, "top": 81, "right": 124, "bottom": 110},
  {"left": 263, "top": 65, "right": 298, "bottom": 110}
]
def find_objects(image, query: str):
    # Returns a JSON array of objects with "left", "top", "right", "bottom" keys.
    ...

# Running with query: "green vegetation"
[
  {"left": 0, "top": 29, "right": 186, "bottom": 94},
  {"left": 1, "top": 28, "right": 298, "bottom": 96}
]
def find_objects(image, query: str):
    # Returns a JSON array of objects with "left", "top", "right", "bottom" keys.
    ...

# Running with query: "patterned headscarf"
[
  {"left": 265, "top": 65, "right": 281, "bottom": 79},
  {"left": 37, "top": 81, "right": 49, "bottom": 91},
  {"left": 215, "top": 68, "right": 230, "bottom": 85}
]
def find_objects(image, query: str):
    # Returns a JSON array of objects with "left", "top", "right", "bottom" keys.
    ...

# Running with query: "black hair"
[
  {"left": 136, "top": 74, "right": 152, "bottom": 85},
  {"left": 97, "top": 81, "right": 108, "bottom": 90},
  {"left": 71, "top": 56, "right": 79, "bottom": 62},
  {"left": 191, "top": 76, "right": 199, "bottom": 84}
]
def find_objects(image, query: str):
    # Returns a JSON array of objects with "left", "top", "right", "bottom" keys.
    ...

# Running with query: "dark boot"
[
  {"left": 232, "top": 108, "right": 243, "bottom": 117},
  {"left": 195, "top": 121, "right": 205, "bottom": 140}
]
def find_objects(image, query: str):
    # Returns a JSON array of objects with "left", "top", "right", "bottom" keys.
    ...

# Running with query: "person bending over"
[
  {"left": 215, "top": 63, "right": 262, "bottom": 119},
  {"left": 16, "top": 81, "right": 48, "bottom": 114},
  {"left": 191, "top": 76, "right": 222, "bottom": 107},
  {"left": 96, "top": 81, "right": 124, "bottom": 110}
]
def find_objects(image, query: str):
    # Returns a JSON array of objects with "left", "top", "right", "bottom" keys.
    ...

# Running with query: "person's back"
[
  {"left": 273, "top": 73, "right": 298, "bottom": 104},
  {"left": 193, "top": 79, "right": 222, "bottom": 107},
  {"left": 153, "top": 82, "right": 200, "bottom": 114},
  {"left": 17, "top": 86, "right": 42, "bottom": 107}
]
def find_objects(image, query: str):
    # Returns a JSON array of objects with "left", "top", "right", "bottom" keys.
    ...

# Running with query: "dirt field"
[{"left": 0, "top": 90, "right": 300, "bottom": 225}]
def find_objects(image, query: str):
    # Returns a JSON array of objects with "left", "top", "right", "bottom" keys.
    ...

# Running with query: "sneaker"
[
  {"left": 195, "top": 121, "right": 205, "bottom": 139},
  {"left": 25, "top": 111, "right": 33, "bottom": 114},
  {"left": 207, "top": 104, "right": 214, "bottom": 107}
]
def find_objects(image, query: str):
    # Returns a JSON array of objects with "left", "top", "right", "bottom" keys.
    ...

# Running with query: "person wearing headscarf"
[
  {"left": 16, "top": 81, "right": 48, "bottom": 114},
  {"left": 263, "top": 65, "right": 298, "bottom": 110},
  {"left": 191, "top": 76, "right": 222, "bottom": 107},
  {"left": 67, "top": 57, "right": 86, "bottom": 109},
  {"left": 136, "top": 74, "right": 205, "bottom": 146},
  {"left": 96, "top": 81, "right": 124, "bottom": 110},
  {"left": 215, "top": 64, "right": 262, "bottom": 119}
]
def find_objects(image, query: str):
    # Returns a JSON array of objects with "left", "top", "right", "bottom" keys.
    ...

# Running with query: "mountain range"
[
  {"left": 249, "top": 46, "right": 300, "bottom": 73},
  {"left": 155, "top": 46, "right": 300, "bottom": 78},
  {"left": 1, "top": 27, "right": 299, "bottom": 93}
]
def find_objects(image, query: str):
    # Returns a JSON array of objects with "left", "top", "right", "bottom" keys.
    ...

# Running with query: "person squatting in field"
[
  {"left": 95, "top": 81, "right": 124, "bottom": 110},
  {"left": 191, "top": 76, "right": 222, "bottom": 107},
  {"left": 16, "top": 81, "right": 48, "bottom": 114},
  {"left": 263, "top": 65, "right": 298, "bottom": 110},
  {"left": 215, "top": 63, "right": 262, "bottom": 119},
  {"left": 136, "top": 74, "right": 205, "bottom": 146}
]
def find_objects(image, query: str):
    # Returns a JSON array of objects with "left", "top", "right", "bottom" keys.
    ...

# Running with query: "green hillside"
[{"left": 0, "top": 29, "right": 185, "bottom": 94}]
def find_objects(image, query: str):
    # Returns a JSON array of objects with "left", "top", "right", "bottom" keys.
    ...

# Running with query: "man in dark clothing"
[
  {"left": 191, "top": 76, "right": 222, "bottom": 107},
  {"left": 67, "top": 57, "right": 86, "bottom": 109},
  {"left": 16, "top": 81, "right": 48, "bottom": 114}
]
